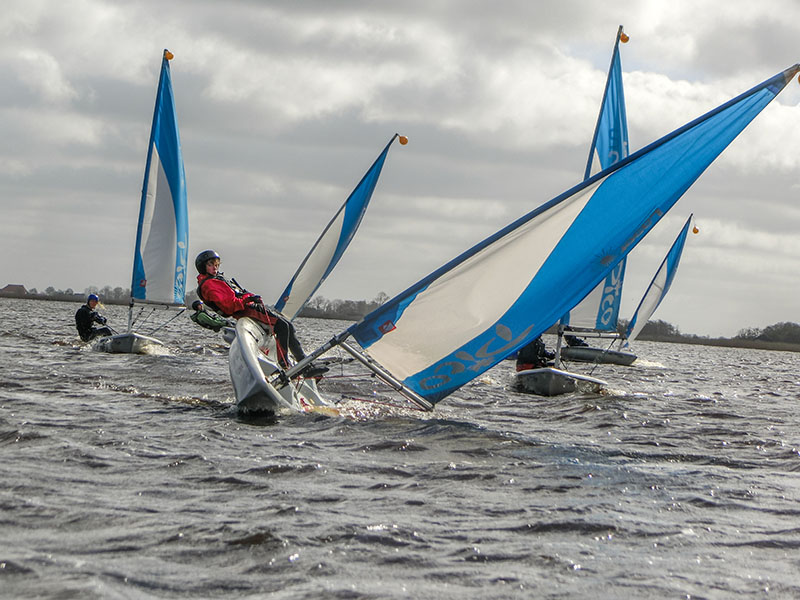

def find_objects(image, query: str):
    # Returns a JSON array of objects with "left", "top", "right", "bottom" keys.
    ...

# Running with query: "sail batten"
[
  {"left": 130, "top": 50, "right": 188, "bottom": 307},
  {"left": 342, "top": 64, "right": 798, "bottom": 404},
  {"left": 275, "top": 135, "right": 399, "bottom": 320}
]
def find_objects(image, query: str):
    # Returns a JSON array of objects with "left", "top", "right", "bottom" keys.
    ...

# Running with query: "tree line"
[
  {"left": 618, "top": 318, "right": 800, "bottom": 350},
  {"left": 3, "top": 284, "right": 799, "bottom": 348}
]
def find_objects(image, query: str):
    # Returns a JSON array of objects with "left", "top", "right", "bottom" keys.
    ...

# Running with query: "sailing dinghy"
[
  {"left": 228, "top": 135, "right": 406, "bottom": 414},
  {"left": 292, "top": 64, "right": 797, "bottom": 409},
  {"left": 96, "top": 50, "right": 188, "bottom": 354},
  {"left": 233, "top": 64, "right": 799, "bottom": 412},
  {"left": 553, "top": 28, "right": 690, "bottom": 370}
]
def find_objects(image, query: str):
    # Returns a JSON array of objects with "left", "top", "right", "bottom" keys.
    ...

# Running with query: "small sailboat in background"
[
  {"left": 228, "top": 135, "right": 407, "bottom": 413},
  {"left": 246, "top": 63, "right": 799, "bottom": 412},
  {"left": 96, "top": 49, "right": 188, "bottom": 354}
]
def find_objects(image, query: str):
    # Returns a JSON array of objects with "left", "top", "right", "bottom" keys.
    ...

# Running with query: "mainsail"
[
  {"left": 625, "top": 215, "right": 695, "bottom": 346},
  {"left": 562, "top": 26, "right": 629, "bottom": 332},
  {"left": 275, "top": 134, "right": 405, "bottom": 320},
  {"left": 339, "top": 64, "right": 799, "bottom": 404},
  {"left": 130, "top": 49, "right": 188, "bottom": 307}
]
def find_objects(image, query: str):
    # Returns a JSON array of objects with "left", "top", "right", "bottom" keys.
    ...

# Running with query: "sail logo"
[
  {"left": 418, "top": 323, "right": 535, "bottom": 391},
  {"left": 598, "top": 262, "right": 624, "bottom": 327},
  {"left": 379, "top": 320, "right": 396, "bottom": 334}
]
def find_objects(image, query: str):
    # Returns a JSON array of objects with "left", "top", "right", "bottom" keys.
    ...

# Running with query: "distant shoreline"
[{"left": 4, "top": 293, "right": 798, "bottom": 354}]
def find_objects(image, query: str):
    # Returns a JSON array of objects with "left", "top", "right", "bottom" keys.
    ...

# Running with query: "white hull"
[
  {"left": 514, "top": 367, "right": 606, "bottom": 396},
  {"left": 561, "top": 345, "right": 637, "bottom": 366},
  {"left": 95, "top": 332, "right": 164, "bottom": 354},
  {"left": 228, "top": 317, "right": 337, "bottom": 415}
]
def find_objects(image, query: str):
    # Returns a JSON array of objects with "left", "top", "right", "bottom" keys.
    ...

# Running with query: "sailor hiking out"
[{"left": 194, "top": 250, "right": 327, "bottom": 376}]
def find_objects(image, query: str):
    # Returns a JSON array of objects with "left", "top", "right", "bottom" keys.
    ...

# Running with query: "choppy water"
[{"left": 1, "top": 297, "right": 799, "bottom": 599}]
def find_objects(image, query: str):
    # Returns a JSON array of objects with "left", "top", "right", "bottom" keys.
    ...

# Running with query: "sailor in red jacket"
[{"left": 195, "top": 249, "right": 325, "bottom": 374}]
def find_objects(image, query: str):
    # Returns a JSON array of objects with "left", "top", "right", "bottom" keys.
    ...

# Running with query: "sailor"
[
  {"left": 563, "top": 326, "right": 589, "bottom": 347},
  {"left": 189, "top": 299, "right": 232, "bottom": 332},
  {"left": 194, "top": 249, "right": 327, "bottom": 375},
  {"left": 515, "top": 335, "right": 555, "bottom": 371},
  {"left": 75, "top": 294, "right": 113, "bottom": 342}
]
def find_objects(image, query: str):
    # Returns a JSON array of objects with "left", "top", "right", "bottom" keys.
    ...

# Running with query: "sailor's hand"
[
  {"left": 246, "top": 301, "right": 266, "bottom": 314},
  {"left": 97, "top": 316, "right": 107, "bottom": 324},
  {"left": 248, "top": 295, "right": 263, "bottom": 304}
]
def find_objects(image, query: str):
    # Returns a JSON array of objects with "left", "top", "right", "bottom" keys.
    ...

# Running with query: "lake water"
[{"left": 1, "top": 297, "right": 799, "bottom": 598}]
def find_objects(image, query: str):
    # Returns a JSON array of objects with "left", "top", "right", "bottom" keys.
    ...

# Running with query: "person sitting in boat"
[
  {"left": 75, "top": 293, "right": 113, "bottom": 342},
  {"left": 563, "top": 326, "right": 589, "bottom": 347},
  {"left": 194, "top": 249, "right": 327, "bottom": 376},
  {"left": 189, "top": 299, "right": 232, "bottom": 332},
  {"left": 515, "top": 335, "right": 555, "bottom": 371}
]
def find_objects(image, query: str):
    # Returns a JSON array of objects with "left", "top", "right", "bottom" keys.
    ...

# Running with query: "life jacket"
[
  {"left": 190, "top": 310, "right": 229, "bottom": 332},
  {"left": 196, "top": 274, "right": 246, "bottom": 316}
]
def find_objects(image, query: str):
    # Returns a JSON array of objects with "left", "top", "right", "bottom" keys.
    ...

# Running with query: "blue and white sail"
[
  {"left": 625, "top": 215, "right": 694, "bottom": 345},
  {"left": 341, "top": 64, "right": 798, "bottom": 404},
  {"left": 130, "top": 49, "right": 188, "bottom": 306},
  {"left": 275, "top": 134, "right": 404, "bottom": 320},
  {"left": 584, "top": 26, "right": 630, "bottom": 181},
  {"left": 562, "top": 26, "right": 629, "bottom": 332}
]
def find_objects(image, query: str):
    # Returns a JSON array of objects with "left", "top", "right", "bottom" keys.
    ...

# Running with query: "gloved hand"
[
  {"left": 248, "top": 295, "right": 263, "bottom": 304},
  {"left": 97, "top": 316, "right": 107, "bottom": 325},
  {"left": 246, "top": 301, "right": 266, "bottom": 314}
]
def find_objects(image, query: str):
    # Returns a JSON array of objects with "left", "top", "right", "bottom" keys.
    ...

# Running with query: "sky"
[{"left": 1, "top": 0, "right": 798, "bottom": 338}]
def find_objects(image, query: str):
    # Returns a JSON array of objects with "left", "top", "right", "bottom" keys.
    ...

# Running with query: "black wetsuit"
[
  {"left": 516, "top": 336, "right": 555, "bottom": 369},
  {"left": 565, "top": 334, "right": 589, "bottom": 347},
  {"left": 75, "top": 304, "right": 112, "bottom": 342}
]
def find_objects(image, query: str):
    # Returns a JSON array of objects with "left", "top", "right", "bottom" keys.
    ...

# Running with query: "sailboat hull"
[
  {"left": 561, "top": 346, "right": 636, "bottom": 366},
  {"left": 228, "top": 318, "right": 337, "bottom": 415},
  {"left": 514, "top": 367, "right": 606, "bottom": 396},
  {"left": 94, "top": 333, "right": 164, "bottom": 354}
]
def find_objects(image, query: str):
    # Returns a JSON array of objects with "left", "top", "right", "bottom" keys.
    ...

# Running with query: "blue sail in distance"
[
  {"left": 625, "top": 215, "right": 694, "bottom": 345},
  {"left": 130, "top": 50, "right": 188, "bottom": 305},
  {"left": 563, "top": 25, "right": 630, "bottom": 331},
  {"left": 275, "top": 135, "right": 403, "bottom": 320},
  {"left": 344, "top": 65, "right": 799, "bottom": 404}
]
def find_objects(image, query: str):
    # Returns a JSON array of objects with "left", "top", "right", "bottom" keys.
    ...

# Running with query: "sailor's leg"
[{"left": 272, "top": 317, "right": 305, "bottom": 361}]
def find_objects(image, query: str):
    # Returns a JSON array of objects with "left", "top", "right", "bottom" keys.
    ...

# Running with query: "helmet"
[
  {"left": 87, "top": 293, "right": 99, "bottom": 303},
  {"left": 191, "top": 300, "right": 203, "bottom": 311},
  {"left": 195, "top": 249, "right": 220, "bottom": 274}
]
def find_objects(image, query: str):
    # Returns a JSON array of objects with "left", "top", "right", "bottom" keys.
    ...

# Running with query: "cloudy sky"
[{"left": 2, "top": 0, "right": 798, "bottom": 337}]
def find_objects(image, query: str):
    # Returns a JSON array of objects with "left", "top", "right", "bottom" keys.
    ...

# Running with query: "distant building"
[{"left": 0, "top": 284, "right": 28, "bottom": 297}]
